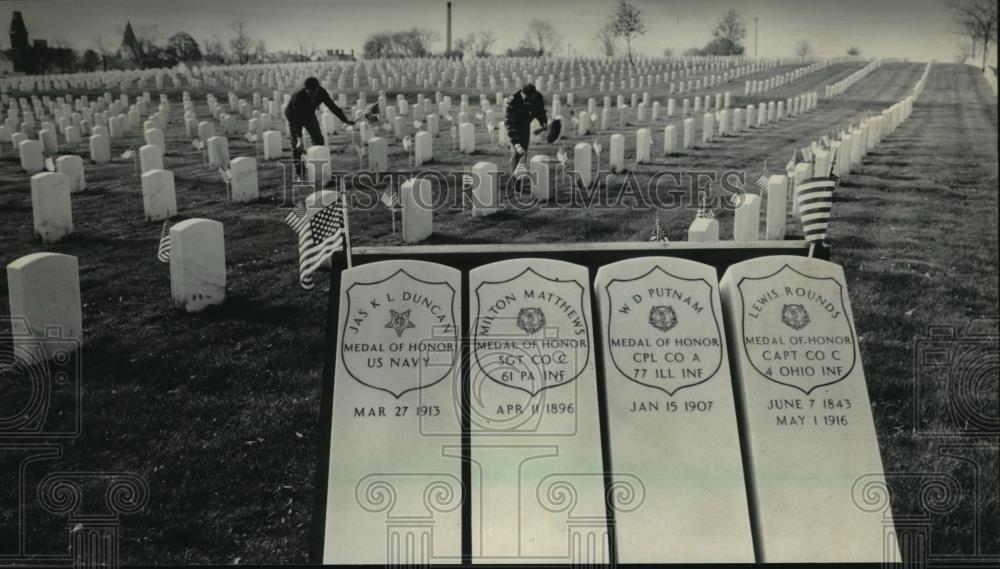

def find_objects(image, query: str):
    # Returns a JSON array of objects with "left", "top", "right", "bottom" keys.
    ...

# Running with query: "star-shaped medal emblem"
[{"left": 385, "top": 309, "right": 416, "bottom": 337}]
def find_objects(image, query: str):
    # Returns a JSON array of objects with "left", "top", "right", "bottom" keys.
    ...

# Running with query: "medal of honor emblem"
[
  {"left": 341, "top": 268, "right": 458, "bottom": 398},
  {"left": 737, "top": 264, "right": 858, "bottom": 394}
]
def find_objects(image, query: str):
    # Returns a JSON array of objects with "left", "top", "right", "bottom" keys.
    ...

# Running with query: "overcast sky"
[{"left": 0, "top": 0, "right": 963, "bottom": 62}]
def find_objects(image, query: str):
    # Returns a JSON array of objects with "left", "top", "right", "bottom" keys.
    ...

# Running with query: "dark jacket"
[
  {"left": 505, "top": 90, "right": 547, "bottom": 143},
  {"left": 284, "top": 86, "right": 349, "bottom": 126}
]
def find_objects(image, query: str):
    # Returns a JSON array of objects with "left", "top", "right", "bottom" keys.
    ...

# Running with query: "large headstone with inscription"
[
  {"left": 468, "top": 259, "right": 607, "bottom": 564},
  {"left": 719, "top": 256, "right": 897, "bottom": 562},
  {"left": 594, "top": 257, "right": 754, "bottom": 563},
  {"left": 323, "top": 260, "right": 462, "bottom": 565}
]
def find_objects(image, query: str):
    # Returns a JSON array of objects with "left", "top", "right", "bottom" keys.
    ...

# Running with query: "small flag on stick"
[
  {"left": 755, "top": 173, "right": 770, "bottom": 192},
  {"left": 44, "top": 157, "right": 55, "bottom": 172},
  {"left": 157, "top": 219, "right": 173, "bottom": 263},
  {"left": 556, "top": 147, "right": 568, "bottom": 164},
  {"left": 381, "top": 188, "right": 400, "bottom": 209},
  {"left": 120, "top": 148, "right": 134, "bottom": 160},
  {"left": 218, "top": 167, "right": 232, "bottom": 183},
  {"left": 795, "top": 174, "right": 837, "bottom": 245},
  {"left": 649, "top": 215, "right": 668, "bottom": 242},
  {"left": 192, "top": 139, "right": 204, "bottom": 150},
  {"left": 285, "top": 196, "right": 346, "bottom": 290}
]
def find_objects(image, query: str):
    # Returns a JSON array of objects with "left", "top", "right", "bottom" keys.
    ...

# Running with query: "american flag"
[
  {"left": 157, "top": 219, "right": 172, "bottom": 263},
  {"left": 556, "top": 147, "right": 568, "bottom": 164},
  {"left": 462, "top": 171, "right": 474, "bottom": 190},
  {"left": 44, "top": 157, "right": 55, "bottom": 172},
  {"left": 649, "top": 215, "right": 668, "bottom": 242},
  {"left": 592, "top": 139, "right": 603, "bottom": 156},
  {"left": 244, "top": 132, "right": 257, "bottom": 143},
  {"left": 121, "top": 148, "right": 134, "bottom": 160},
  {"left": 795, "top": 173, "right": 838, "bottom": 244},
  {"left": 218, "top": 167, "right": 232, "bottom": 183},
  {"left": 381, "top": 188, "right": 400, "bottom": 209},
  {"left": 755, "top": 173, "right": 770, "bottom": 192},
  {"left": 284, "top": 197, "right": 346, "bottom": 290},
  {"left": 192, "top": 139, "right": 204, "bottom": 150},
  {"left": 402, "top": 135, "right": 412, "bottom": 151}
]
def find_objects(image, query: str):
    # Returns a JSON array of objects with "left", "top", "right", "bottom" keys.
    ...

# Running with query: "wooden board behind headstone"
[
  {"left": 324, "top": 259, "right": 462, "bottom": 565},
  {"left": 719, "top": 255, "right": 898, "bottom": 562},
  {"left": 594, "top": 257, "right": 754, "bottom": 563},
  {"left": 468, "top": 258, "right": 607, "bottom": 564}
]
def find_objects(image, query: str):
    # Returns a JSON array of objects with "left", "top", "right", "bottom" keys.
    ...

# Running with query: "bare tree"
[
  {"left": 520, "top": 19, "right": 563, "bottom": 57},
  {"left": 946, "top": 0, "right": 998, "bottom": 70},
  {"left": 135, "top": 25, "right": 162, "bottom": 54},
  {"left": 473, "top": 31, "right": 496, "bottom": 57},
  {"left": 203, "top": 35, "right": 228, "bottom": 64},
  {"left": 607, "top": 0, "right": 646, "bottom": 65},
  {"left": 712, "top": 8, "right": 747, "bottom": 55},
  {"left": 363, "top": 32, "right": 394, "bottom": 58},
  {"left": 93, "top": 34, "right": 114, "bottom": 71},
  {"left": 794, "top": 40, "right": 815, "bottom": 59},
  {"left": 595, "top": 21, "right": 617, "bottom": 58},
  {"left": 452, "top": 35, "right": 473, "bottom": 58},
  {"left": 229, "top": 18, "right": 254, "bottom": 64}
]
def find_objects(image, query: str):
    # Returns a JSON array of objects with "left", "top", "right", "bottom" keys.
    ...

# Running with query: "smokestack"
[{"left": 446, "top": 2, "right": 452, "bottom": 55}]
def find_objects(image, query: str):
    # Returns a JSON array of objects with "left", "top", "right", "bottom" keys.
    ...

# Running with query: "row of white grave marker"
[
  {"left": 5, "top": 217, "right": 226, "bottom": 365},
  {"left": 825, "top": 59, "right": 882, "bottom": 98},
  {"left": 2, "top": 54, "right": 817, "bottom": 99}
]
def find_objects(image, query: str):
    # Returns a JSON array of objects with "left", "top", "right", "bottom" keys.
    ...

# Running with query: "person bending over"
[{"left": 284, "top": 76, "right": 354, "bottom": 176}]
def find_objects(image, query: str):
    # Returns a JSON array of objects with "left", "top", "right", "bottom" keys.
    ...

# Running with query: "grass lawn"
[{"left": 0, "top": 61, "right": 996, "bottom": 563}]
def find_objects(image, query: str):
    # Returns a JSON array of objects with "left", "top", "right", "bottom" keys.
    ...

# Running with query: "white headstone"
[
  {"left": 529, "top": 154, "right": 549, "bottom": 201},
  {"left": 414, "top": 130, "right": 433, "bottom": 166},
  {"left": 262, "top": 130, "right": 282, "bottom": 160},
  {"left": 719, "top": 256, "right": 898, "bottom": 562},
  {"left": 55, "top": 155, "right": 86, "bottom": 193},
  {"left": 307, "top": 145, "right": 332, "bottom": 187},
  {"left": 6, "top": 252, "right": 82, "bottom": 362},
  {"left": 471, "top": 161, "right": 498, "bottom": 217},
  {"left": 322, "top": 260, "right": 462, "bottom": 564},
  {"left": 636, "top": 128, "right": 651, "bottom": 163},
  {"left": 19, "top": 139, "right": 44, "bottom": 173},
  {"left": 169, "top": 218, "right": 226, "bottom": 312},
  {"left": 469, "top": 259, "right": 608, "bottom": 564},
  {"left": 230, "top": 157, "right": 259, "bottom": 202},
  {"left": 688, "top": 216, "right": 719, "bottom": 242},
  {"left": 139, "top": 144, "right": 164, "bottom": 173},
  {"left": 609, "top": 133, "right": 625, "bottom": 173},
  {"left": 733, "top": 194, "right": 761, "bottom": 241},
  {"left": 765, "top": 175, "right": 787, "bottom": 240},
  {"left": 30, "top": 172, "right": 73, "bottom": 243},
  {"left": 367, "top": 137, "right": 388, "bottom": 173},
  {"left": 207, "top": 136, "right": 229, "bottom": 169},
  {"left": 594, "top": 257, "right": 754, "bottom": 562},
  {"left": 89, "top": 134, "right": 110, "bottom": 163},
  {"left": 142, "top": 127, "right": 165, "bottom": 155},
  {"left": 663, "top": 125, "right": 677, "bottom": 155},
  {"left": 401, "top": 177, "right": 432, "bottom": 243},
  {"left": 141, "top": 169, "right": 177, "bottom": 221},
  {"left": 574, "top": 142, "right": 592, "bottom": 188}
]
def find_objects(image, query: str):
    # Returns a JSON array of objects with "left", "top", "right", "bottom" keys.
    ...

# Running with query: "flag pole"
[{"left": 340, "top": 178, "right": 353, "bottom": 269}]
